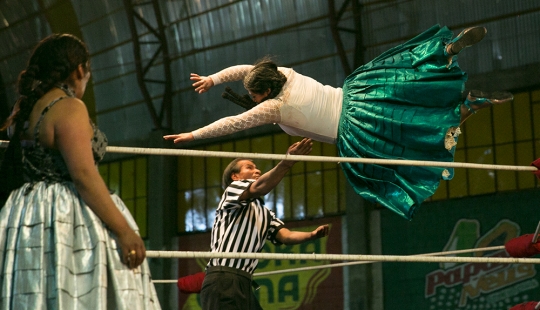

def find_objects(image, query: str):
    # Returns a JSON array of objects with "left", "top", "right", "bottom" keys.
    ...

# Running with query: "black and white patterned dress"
[{"left": 0, "top": 97, "right": 161, "bottom": 309}]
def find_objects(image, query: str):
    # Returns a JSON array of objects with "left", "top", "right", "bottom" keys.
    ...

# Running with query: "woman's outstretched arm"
[
  {"left": 163, "top": 99, "right": 281, "bottom": 143},
  {"left": 191, "top": 65, "right": 254, "bottom": 93}
]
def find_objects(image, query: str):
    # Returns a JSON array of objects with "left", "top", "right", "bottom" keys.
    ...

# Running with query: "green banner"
[{"left": 381, "top": 189, "right": 540, "bottom": 310}]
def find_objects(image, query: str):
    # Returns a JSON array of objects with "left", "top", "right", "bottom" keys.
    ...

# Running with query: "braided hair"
[
  {"left": 243, "top": 56, "right": 287, "bottom": 101},
  {"left": 221, "top": 86, "right": 257, "bottom": 110},
  {"left": 5, "top": 34, "right": 89, "bottom": 133},
  {"left": 0, "top": 33, "right": 89, "bottom": 203}
]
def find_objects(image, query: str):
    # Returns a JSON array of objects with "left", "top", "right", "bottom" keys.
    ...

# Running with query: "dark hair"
[
  {"left": 0, "top": 33, "right": 89, "bottom": 203},
  {"left": 4, "top": 34, "right": 89, "bottom": 131},
  {"left": 222, "top": 158, "right": 253, "bottom": 189},
  {"left": 221, "top": 86, "right": 257, "bottom": 110},
  {"left": 243, "top": 56, "right": 287, "bottom": 100}
]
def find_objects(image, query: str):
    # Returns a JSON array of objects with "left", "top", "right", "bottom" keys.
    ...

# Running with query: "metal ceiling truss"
[
  {"left": 123, "top": 0, "right": 172, "bottom": 130},
  {"left": 122, "top": 0, "right": 361, "bottom": 129},
  {"left": 328, "top": 0, "right": 363, "bottom": 76}
]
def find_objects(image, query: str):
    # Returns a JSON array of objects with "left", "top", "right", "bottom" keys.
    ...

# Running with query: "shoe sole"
[
  {"left": 469, "top": 90, "right": 514, "bottom": 103},
  {"left": 450, "top": 27, "right": 487, "bottom": 55},
  {"left": 490, "top": 91, "right": 514, "bottom": 101}
]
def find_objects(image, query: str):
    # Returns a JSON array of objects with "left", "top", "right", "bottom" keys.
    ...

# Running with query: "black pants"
[{"left": 200, "top": 266, "right": 262, "bottom": 310}]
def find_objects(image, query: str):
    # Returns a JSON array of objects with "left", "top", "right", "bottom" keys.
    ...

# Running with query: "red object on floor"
[
  {"left": 177, "top": 272, "right": 205, "bottom": 294},
  {"left": 531, "top": 158, "right": 540, "bottom": 179},
  {"left": 505, "top": 234, "right": 540, "bottom": 258},
  {"left": 510, "top": 301, "right": 540, "bottom": 310}
]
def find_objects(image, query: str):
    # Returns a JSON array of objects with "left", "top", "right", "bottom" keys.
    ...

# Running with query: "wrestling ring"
[{"left": 2, "top": 140, "right": 540, "bottom": 309}]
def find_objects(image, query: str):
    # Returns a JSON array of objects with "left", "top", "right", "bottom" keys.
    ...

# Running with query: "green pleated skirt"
[{"left": 337, "top": 25, "right": 465, "bottom": 220}]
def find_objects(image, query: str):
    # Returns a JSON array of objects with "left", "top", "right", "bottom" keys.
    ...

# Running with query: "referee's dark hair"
[{"left": 222, "top": 158, "right": 252, "bottom": 189}]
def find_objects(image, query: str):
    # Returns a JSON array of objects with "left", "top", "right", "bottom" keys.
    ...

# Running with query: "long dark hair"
[
  {"left": 0, "top": 33, "right": 89, "bottom": 204},
  {"left": 2, "top": 33, "right": 89, "bottom": 133},
  {"left": 243, "top": 56, "right": 287, "bottom": 100}
]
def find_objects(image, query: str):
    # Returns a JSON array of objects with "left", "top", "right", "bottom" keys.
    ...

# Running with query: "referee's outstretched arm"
[
  {"left": 276, "top": 224, "right": 330, "bottom": 245},
  {"left": 240, "top": 138, "right": 313, "bottom": 200}
]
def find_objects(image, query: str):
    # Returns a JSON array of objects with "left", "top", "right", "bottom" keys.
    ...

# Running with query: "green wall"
[{"left": 380, "top": 189, "right": 540, "bottom": 309}]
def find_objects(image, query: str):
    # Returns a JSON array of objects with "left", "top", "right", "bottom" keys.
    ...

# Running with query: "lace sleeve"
[
  {"left": 191, "top": 100, "right": 282, "bottom": 140},
  {"left": 209, "top": 65, "right": 254, "bottom": 85}
]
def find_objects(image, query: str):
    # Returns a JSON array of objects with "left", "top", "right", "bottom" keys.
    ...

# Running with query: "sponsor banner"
[
  {"left": 381, "top": 190, "right": 540, "bottom": 310},
  {"left": 177, "top": 216, "right": 342, "bottom": 309}
]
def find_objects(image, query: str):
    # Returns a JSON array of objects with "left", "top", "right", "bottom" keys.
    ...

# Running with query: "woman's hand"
[
  {"left": 191, "top": 73, "right": 214, "bottom": 94},
  {"left": 163, "top": 132, "right": 194, "bottom": 144},
  {"left": 117, "top": 229, "right": 146, "bottom": 269}
]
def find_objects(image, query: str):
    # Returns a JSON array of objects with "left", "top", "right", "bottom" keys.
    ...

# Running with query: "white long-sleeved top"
[{"left": 191, "top": 65, "right": 343, "bottom": 144}]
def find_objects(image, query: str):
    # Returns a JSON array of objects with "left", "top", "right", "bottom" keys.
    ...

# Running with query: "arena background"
[{"left": 1, "top": 1, "right": 539, "bottom": 309}]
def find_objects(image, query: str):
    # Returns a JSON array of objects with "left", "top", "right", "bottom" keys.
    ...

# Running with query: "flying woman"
[{"left": 164, "top": 25, "right": 513, "bottom": 220}]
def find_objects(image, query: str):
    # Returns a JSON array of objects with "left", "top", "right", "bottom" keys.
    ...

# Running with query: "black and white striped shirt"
[{"left": 207, "top": 179, "right": 284, "bottom": 274}]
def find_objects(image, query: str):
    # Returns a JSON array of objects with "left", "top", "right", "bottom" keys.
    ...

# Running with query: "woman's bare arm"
[{"left": 49, "top": 98, "right": 145, "bottom": 269}]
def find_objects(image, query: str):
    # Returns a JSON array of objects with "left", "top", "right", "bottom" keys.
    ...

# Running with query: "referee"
[{"left": 200, "top": 138, "right": 330, "bottom": 310}]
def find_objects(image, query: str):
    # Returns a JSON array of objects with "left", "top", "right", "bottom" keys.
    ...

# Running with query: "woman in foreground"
[{"left": 0, "top": 34, "right": 160, "bottom": 309}]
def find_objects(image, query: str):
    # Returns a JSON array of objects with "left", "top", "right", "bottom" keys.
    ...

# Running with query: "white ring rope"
[
  {"left": 1, "top": 140, "right": 535, "bottom": 172},
  {"left": 0, "top": 141, "right": 533, "bottom": 270},
  {"left": 254, "top": 245, "right": 507, "bottom": 276},
  {"left": 152, "top": 245, "right": 507, "bottom": 284},
  {"left": 146, "top": 248, "right": 535, "bottom": 264},
  {"left": 107, "top": 146, "right": 536, "bottom": 171}
]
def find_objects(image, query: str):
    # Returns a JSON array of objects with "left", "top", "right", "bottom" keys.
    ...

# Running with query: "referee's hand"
[
  {"left": 311, "top": 224, "right": 330, "bottom": 239},
  {"left": 287, "top": 138, "right": 313, "bottom": 156}
]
